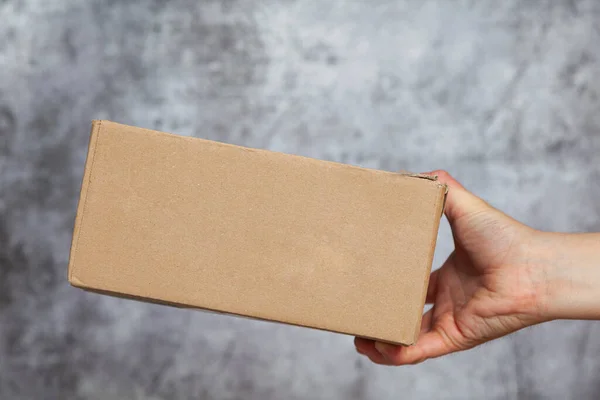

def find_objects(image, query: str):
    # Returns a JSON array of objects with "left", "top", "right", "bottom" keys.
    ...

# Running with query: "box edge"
[
  {"left": 408, "top": 185, "right": 447, "bottom": 345},
  {"left": 67, "top": 120, "right": 103, "bottom": 287}
]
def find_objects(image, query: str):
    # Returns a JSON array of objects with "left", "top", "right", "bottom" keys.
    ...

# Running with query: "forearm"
[{"left": 534, "top": 232, "right": 600, "bottom": 321}]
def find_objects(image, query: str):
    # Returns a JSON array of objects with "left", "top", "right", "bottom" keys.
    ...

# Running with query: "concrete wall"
[{"left": 1, "top": 1, "right": 599, "bottom": 398}]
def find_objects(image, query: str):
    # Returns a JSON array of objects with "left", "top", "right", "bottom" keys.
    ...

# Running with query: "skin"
[{"left": 354, "top": 170, "right": 600, "bottom": 366}]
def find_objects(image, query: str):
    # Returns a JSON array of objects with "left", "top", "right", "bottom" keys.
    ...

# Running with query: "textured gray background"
[{"left": 1, "top": 0, "right": 600, "bottom": 399}]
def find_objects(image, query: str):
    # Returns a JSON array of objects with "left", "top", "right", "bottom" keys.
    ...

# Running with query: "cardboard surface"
[{"left": 68, "top": 120, "right": 446, "bottom": 345}]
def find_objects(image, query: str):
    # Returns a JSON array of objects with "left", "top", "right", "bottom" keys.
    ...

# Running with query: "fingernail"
[{"left": 374, "top": 342, "right": 394, "bottom": 358}]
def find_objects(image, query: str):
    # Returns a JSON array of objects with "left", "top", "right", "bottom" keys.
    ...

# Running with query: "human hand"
[{"left": 355, "top": 170, "right": 549, "bottom": 365}]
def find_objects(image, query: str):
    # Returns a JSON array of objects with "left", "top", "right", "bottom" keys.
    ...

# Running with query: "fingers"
[
  {"left": 374, "top": 329, "right": 454, "bottom": 366},
  {"left": 421, "top": 170, "right": 489, "bottom": 226},
  {"left": 355, "top": 311, "right": 457, "bottom": 366},
  {"left": 422, "top": 169, "right": 466, "bottom": 191},
  {"left": 354, "top": 337, "right": 391, "bottom": 365},
  {"left": 354, "top": 310, "right": 440, "bottom": 365}
]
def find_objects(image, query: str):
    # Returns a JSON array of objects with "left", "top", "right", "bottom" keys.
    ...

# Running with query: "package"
[{"left": 68, "top": 120, "right": 447, "bottom": 345}]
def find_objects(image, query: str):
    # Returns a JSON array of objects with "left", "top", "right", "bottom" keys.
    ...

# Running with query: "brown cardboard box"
[{"left": 68, "top": 120, "right": 447, "bottom": 345}]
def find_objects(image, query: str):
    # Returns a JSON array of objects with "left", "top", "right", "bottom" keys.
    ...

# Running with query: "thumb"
[{"left": 421, "top": 170, "right": 489, "bottom": 226}]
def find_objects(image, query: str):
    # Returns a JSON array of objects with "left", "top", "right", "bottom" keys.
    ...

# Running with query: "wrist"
[{"left": 530, "top": 231, "right": 600, "bottom": 321}]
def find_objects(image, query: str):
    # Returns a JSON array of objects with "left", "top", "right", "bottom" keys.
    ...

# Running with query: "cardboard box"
[{"left": 68, "top": 120, "right": 446, "bottom": 345}]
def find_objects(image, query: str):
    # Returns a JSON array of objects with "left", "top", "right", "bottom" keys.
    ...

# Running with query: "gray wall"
[{"left": 1, "top": 1, "right": 600, "bottom": 399}]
